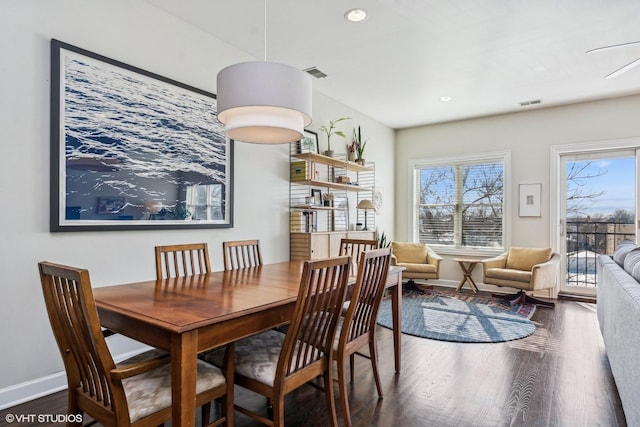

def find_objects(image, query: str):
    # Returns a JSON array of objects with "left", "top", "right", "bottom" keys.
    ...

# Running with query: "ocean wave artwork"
[{"left": 52, "top": 40, "right": 233, "bottom": 230}]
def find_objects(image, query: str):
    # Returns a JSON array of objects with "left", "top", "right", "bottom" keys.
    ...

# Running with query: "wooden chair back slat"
[
  {"left": 334, "top": 248, "right": 391, "bottom": 426},
  {"left": 343, "top": 248, "right": 391, "bottom": 342},
  {"left": 154, "top": 243, "right": 211, "bottom": 279},
  {"left": 339, "top": 238, "right": 378, "bottom": 273},
  {"left": 38, "top": 262, "right": 118, "bottom": 415},
  {"left": 277, "top": 256, "right": 351, "bottom": 379},
  {"left": 222, "top": 240, "right": 263, "bottom": 271}
]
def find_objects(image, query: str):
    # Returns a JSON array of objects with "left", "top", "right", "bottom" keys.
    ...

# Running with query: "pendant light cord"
[{"left": 264, "top": 0, "right": 267, "bottom": 61}]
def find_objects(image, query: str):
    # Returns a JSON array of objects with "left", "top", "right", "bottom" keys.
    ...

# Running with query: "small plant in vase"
[
  {"left": 347, "top": 141, "right": 357, "bottom": 162},
  {"left": 322, "top": 192, "right": 334, "bottom": 207},
  {"left": 352, "top": 125, "right": 367, "bottom": 165},
  {"left": 319, "top": 117, "right": 350, "bottom": 157}
]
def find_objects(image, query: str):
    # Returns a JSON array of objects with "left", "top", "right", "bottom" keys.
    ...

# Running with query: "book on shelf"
[{"left": 290, "top": 211, "right": 304, "bottom": 232}]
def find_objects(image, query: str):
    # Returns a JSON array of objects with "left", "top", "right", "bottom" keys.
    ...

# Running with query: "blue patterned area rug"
[{"left": 377, "top": 290, "right": 536, "bottom": 343}]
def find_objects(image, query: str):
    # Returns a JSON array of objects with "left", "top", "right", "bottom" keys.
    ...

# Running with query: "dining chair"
[
  {"left": 339, "top": 238, "right": 379, "bottom": 273},
  {"left": 155, "top": 242, "right": 211, "bottom": 279},
  {"left": 204, "top": 256, "right": 352, "bottom": 427},
  {"left": 222, "top": 239, "right": 263, "bottom": 270},
  {"left": 38, "top": 261, "right": 233, "bottom": 427},
  {"left": 333, "top": 248, "right": 391, "bottom": 427}
]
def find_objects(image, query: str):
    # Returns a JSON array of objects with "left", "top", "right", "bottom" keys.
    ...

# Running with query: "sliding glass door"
[{"left": 557, "top": 148, "right": 637, "bottom": 296}]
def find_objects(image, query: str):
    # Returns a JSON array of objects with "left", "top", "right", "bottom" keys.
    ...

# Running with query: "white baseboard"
[
  {"left": 0, "top": 372, "right": 67, "bottom": 411},
  {"left": 0, "top": 347, "right": 152, "bottom": 411}
]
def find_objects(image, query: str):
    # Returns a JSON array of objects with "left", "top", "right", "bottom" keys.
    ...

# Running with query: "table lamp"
[{"left": 357, "top": 199, "right": 375, "bottom": 230}]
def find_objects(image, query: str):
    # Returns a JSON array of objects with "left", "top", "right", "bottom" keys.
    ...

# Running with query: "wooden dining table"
[{"left": 93, "top": 260, "right": 404, "bottom": 427}]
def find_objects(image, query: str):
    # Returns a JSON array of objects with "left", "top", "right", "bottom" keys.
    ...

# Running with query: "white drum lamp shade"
[{"left": 216, "top": 61, "right": 312, "bottom": 144}]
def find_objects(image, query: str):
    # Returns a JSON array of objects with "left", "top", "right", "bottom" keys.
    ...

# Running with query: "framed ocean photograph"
[{"left": 50, "top": 39, "right": 233, "bottom": 231}]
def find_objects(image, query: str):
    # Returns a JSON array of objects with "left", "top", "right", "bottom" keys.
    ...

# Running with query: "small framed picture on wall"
[{"left": 519, "top": 183, "right": 541, "bottom": 217}]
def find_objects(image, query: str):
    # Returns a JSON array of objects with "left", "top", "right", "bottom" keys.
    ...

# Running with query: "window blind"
[{"left": 415, "top": 160, "right": 504, "bottom": 249}]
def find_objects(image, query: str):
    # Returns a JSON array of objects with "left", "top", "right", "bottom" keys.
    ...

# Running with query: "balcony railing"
[{"left": 566, "top": 220, "right": 635, "bottom": 287}]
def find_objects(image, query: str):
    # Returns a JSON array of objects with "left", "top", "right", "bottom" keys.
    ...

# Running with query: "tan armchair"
[
  {"left": 390, "top": 242, "right": 443, "bottom": 292},
  {"left": 481, "top": 247, "right": 560, "bottom": 308}
]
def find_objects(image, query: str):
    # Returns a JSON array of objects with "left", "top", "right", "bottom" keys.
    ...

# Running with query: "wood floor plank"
[{"left": 0, "top": 294, "right": 627, "bottom": 426}]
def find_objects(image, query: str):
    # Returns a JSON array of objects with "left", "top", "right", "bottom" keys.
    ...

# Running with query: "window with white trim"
[{"left": 411, "top": 152, "right": 509, "bottom": 253}]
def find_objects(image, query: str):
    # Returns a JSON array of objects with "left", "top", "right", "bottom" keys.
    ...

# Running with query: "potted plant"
[
  {"left": 352, "top": 125, "right": 367, "bottom": 165},
  {"left": 375, "top": 229, "right": 391, "bottom": 248},
  {"left": 347, "top": 141, "right": 357, "bottom": 162},
  {"left": 322, "top": 192, "right": 334, "bottom": 207},
  {"left": 319, "top": 117, "right": 350, "bottom": 157}
]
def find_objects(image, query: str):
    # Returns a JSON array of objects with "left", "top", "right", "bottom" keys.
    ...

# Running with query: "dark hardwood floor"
[{"left": 1, "top": 290, "right": 626, "bottom": 427}]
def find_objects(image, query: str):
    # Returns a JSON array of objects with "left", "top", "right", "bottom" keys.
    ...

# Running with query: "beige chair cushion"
[
  {"left": 391, "top": 242, "right": 428, "bottom": 264},
  {"left": 485, "top": 268, "right": 532, "bottom": 283},
  {"left": 395, "top": 262, "right": 437, "bottom": 273},
  {"left": 505, "top": 247, "right": 552, "bottom": 271},
  {"left": 203, "top": 330, "right": 325, "bottom": 388},
  {"left": 120, "top": 350, "right": 225, "bottom": 423}
]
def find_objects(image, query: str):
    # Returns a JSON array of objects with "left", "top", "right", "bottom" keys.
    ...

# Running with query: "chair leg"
[
  {"left": 337, "top": 356, "right": 352, "bottom": 427},
  {"left": 522, "top": 293, "right": 555, "bottom": 308},
  {"left": 272, "top": 396, "right": 286, "bottom": 427},
  {"left": 493, "top": 290, "right": 555, "bottom": 308},
  {"left": 349, "top": 354, "right": 355, "bottom": 383},
  {"left": 405, "top": 279, "right": 433, "bottom": 294},
  {"left": 369, "top": 337, "right": 383, "bottom": 399},
  {"left": 323, "top": 369, "right": 340, "bottom": 427}
]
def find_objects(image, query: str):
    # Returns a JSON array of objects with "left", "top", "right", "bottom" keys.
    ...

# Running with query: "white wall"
[
  {"left": 0, "top": 0, "right": 394, "bottom": 406},
  {"left": 395, "top": 95, "right": 640, "bottom": 282}
]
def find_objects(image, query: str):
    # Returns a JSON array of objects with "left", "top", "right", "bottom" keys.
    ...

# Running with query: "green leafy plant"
[
  {"left": 376, "top": 229, "right": 391, "bottom": 248},
  {"left": 352, "top": 126, "right": 367, "bottom": 160},
  {"left": 318, "top": 117, "right": 350, "bottom": 151}
]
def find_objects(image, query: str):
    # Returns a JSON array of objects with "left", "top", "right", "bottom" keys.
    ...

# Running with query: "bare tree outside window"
[
  {"left": 566, "top": 161, "right": 607, "bottom": 218},
  {"left": 565, "top": 159, "right": 635, "bottom": 288},
  {"left": 417, "top": 160, "right": 504, "bottom": 249}
]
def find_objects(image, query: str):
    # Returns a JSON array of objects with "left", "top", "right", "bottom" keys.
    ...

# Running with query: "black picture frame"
[
  {"left": 311, "top": 189, "right": 322, "bottom": 205},
  {"left": 296, "top": 129, "right": 319, "bottom": 154},
  {"left": 50, "top": 39, "right": 233, "bottom": 231}
]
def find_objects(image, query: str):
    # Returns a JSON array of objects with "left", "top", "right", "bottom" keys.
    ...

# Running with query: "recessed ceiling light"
[
  {"left": 440, "top": 96, "right": 453, "bottom": 102},
  {"left": 344, "top": 8, "right": 367, "bottom": 22}
]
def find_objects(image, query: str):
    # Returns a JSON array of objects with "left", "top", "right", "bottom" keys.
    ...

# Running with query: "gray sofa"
[{"left": 597, "top": 245, "right": 640, "bottom": 426}]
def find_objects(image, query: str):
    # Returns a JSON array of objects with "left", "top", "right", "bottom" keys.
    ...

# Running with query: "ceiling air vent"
[
  {"left": 303, "top": 66, "right": 327, "bottom": 79},
  {"left": 519, "top": 99, "right": 542, "bottom": 107}
]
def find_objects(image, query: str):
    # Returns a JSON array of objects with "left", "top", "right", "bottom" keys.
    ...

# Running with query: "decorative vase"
[
  {"left": 356, "top": 158, "right": 365, "bottom": 165},
  {"left": 348, "top": 152, "right": 356, "bottom": 162},
  {"left": 324, "top": 150, "right": 334, "bottom": 157}
]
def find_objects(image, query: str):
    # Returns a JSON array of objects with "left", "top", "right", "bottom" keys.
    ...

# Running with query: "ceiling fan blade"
[
  {"left": 587, "top": 40, "right": 640, "bottom": 54},
  {"left": 604, "top": 57, "right": 640, "bottom": 79}
]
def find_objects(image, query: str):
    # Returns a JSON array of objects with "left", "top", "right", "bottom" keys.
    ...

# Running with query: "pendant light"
[{"left": 216, "top": 0, "right": 312, "bottom": 144}]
